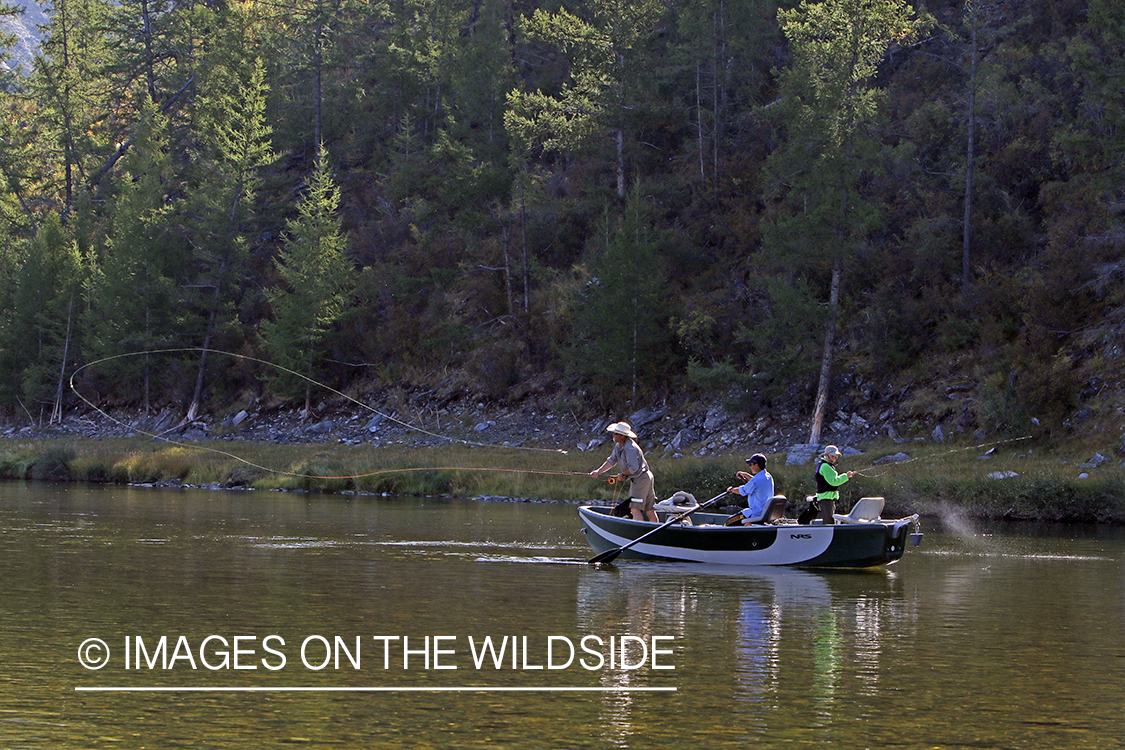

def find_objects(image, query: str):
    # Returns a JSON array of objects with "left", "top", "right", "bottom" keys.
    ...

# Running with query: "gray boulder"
[
  {"left": 668, "top": 429, "right": 698, "bottom": 453},
  {"left": 786, "top": 444, "right": 820, "bottom": 465},
  {"left": 628, "top": 407, "right": 666, "bottom": 428},
  {"left": 703, "top": 406, "right": 729, "bottom": 433},
  {"left": 1077, "top": 453, "right": 1110, "bottom": 468},
  {"left": 305, "top": 420, "right": 335, "bottom": 435}
]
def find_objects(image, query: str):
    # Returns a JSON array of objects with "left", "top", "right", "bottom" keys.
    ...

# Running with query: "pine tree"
[
  {"left": 261, "top": 147, "right": 355, "bottom": 416},
  {"left": 0, "top": 94, "right": 41, "bottom": 236},
  {"left": 262, "top": 0, "right": 365, "bottom": 153},
  {"left": 567, "top": 193, "right": 670, "bottom": 406},
  {"left": 112, "top": 0, "right": 178, "bottom": 104},
  {"left": 0, "top": 214, "right": 83, "bottom": 421},
  {"left": 83, "top": 100, "right": 183, "bottom": 411},
  {"left": 30, "top": 0, "right": 117, "bottom": 214},
  {"left": 183, "top": 55, "right": 275, "bottom": 421},
  {"left": 1066, "top": 0, "right": 1125, "bottom": 200},
  {"left": 668, "top": 0, "right": 782, "bottom": 192},
  {"left": 505, "top": 0, "right": 665, "bottom": 197},
  {"left": 762, "top": 0, "right": 930, "bottom": 444}
]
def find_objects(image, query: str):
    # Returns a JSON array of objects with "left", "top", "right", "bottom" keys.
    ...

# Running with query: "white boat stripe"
[{"left": 587, "top": 521, "right": 836, "bottom": 565}]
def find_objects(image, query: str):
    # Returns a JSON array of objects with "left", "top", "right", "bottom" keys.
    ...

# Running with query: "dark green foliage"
[
  {"left": 0, "top": 0, "right": 1118, "bottom": 439},
  {"left": 83, "top": 102, "right": 184, "bottom": 410},
  {"left": 29, "top": 445, "right": 75, "bottom": 480},
  {"left": 0, "top": 444, "right": 74, "bottom": 480},
  {"left": 565, "top": 195, "right": 674, "bottom": 404},
  {"left": 0, "top": 214, "right": 83, "bottom": 415},
  {"left": 734, "top": 275, "right": 825, "bottom": 400},
  {"left": 261, "top": 148, "right": 355, "bottom": 406}
]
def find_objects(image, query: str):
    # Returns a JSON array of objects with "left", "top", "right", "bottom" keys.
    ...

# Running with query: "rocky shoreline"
[
  {"left": 5, "top": 395, "right": 1124, "bottom": 525},
  {"left": 5, "top": 395, "right": 1123, "bottom": 506},
  {"left": 6, "top": 394, "right": 1123, "bottom": 471},
  {"left": 3, "top": 396, "right": 899, "bottom": 463},
  {"left": 0, "top": 398, "right": 882, "bottom": 516}
]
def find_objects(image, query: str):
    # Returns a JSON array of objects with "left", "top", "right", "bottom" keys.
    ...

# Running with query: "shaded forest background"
[{"left": 0, "top": 0, "right": 1122, "bottom": 446}]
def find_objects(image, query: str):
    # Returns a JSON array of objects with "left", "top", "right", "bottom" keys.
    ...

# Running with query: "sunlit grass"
[
  {"left": 786, "top": 438, "right": 1125, "bottom": 521},
  {"left": 1, "top": 434, "right": 1122, "bottom": 522}
]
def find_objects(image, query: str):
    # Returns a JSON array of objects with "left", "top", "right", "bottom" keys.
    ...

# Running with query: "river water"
[{"left": 1, "top": 482, "right": 1123, "bottom": 749}]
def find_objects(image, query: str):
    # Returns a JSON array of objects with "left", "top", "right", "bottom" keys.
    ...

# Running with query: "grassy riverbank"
[{"left": 1, "top": 436, "right": 1123, "bottom": 523}]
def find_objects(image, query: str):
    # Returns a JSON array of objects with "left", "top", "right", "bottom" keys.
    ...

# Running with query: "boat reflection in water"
[{"left": 575, "top": 562, "right": 913, "bottom": 742}]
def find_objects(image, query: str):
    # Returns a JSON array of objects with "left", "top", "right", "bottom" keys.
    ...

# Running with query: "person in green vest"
[{"left": 813, "top": 445, "right": 854, "bottom": 525}]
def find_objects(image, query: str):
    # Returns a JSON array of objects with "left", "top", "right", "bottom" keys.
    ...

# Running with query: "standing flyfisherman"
[
  {"left": 589, "top": 422, "right": 658, "bottom": 522},
  {"left": 813, "top": 445, "right": 854, "bottom": 525}
]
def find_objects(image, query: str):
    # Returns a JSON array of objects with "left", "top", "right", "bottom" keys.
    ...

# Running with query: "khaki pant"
[{"left": 628, "top": 470, "right": 656, "bottom": 512}]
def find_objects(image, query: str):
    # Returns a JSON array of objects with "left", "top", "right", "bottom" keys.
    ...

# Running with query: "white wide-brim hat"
[{"left": 606, "top": 422, "right": 637, "bottom": 438}]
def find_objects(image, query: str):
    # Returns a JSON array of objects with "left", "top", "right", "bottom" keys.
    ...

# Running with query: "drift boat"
[{"left": 579, "top": 496, "right": 921, "bottom": 568}]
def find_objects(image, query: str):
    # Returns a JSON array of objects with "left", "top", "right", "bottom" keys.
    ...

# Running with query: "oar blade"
[
  {"left": 587, "top": 547, "right": 623, "bottom": 565},
  {"left": 585, "top": 493, "right": 724, "bottom": 566}
]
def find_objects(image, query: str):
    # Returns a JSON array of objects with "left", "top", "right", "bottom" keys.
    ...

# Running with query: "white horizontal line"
[{"left": 75, "top": 686, "right": 676, "bottom": 693}]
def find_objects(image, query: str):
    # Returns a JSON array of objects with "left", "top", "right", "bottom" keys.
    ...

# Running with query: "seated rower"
[{"left": 723, "top": 453, "right": 774, "bottom": 526}]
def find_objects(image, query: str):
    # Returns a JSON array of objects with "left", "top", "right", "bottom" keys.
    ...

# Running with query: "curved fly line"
[{"left": 68, "top": 348, "right": 586, "bottom": 483}]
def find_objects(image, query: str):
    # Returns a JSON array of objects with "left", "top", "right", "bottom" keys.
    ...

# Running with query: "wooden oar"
[{"left": 588, "top": 492, "right": 726, "bottom": 565}]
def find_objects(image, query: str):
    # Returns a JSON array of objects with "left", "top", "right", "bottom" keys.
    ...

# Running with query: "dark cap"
[{"left": 746, "top": 453, "right": 767, "bottom": 468}]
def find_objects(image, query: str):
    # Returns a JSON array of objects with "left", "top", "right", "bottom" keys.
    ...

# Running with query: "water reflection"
[
  {"left": 574, "top": 565, "right": 686, "bottom": 746},
  {"left": 572, "top": 561, "right": 920, "bottom": 744},
  {"left": 3, "top": 484, "right": 1124, "bottom": 749},
  {"left": 731, "top": 568, "right": 830, "bottom": 715}
]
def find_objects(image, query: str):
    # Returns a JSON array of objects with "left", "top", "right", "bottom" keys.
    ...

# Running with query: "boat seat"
[
  {"left": 654, "top": 491, "right": 698, "bottom": 513},
  {"left": 654, "top": 491, "right": 699, "bottom": 525},
  {"left": 834, "top": 496, "right": 885, "bottom": 523},
  {"left": 747, "top": 495, "right": 788, "bottom": 524}
]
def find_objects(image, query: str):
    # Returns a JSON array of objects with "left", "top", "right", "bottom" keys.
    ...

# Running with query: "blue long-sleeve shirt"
[{"left": 736, "top": 470, "right": 775, "bottom": 518}]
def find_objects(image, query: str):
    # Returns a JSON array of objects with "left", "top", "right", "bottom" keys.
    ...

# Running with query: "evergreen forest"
[{"left": 0, "top": 0, "right": 1122, "bottom": 444}]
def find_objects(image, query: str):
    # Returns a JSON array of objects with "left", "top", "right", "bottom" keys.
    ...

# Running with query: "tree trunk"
[
  {"left": 59, "top": 6, "right": 75, "bottom": 214},
  {"left": 712, "top": 2, "right": 723, "bottom": 191},
  {"left": 961, "top": 22, "right": 978, "bottom": 293},
  {"left": 501, "top": 224, "right": 515, "bottom": 317},
  {"left": 519, "top": 170, "right": 530, "bottom": 314},
  {"left": 51, "top": 292, "right": 75, "bottom": 424},
  {"left": 187, "top": 288, "right": 220, "bottom": 423},
  {"left": 808, "top": 258, "right": 841, "bottom": 445},
  {"left": 314, "top": 19, "right": 324, "bottom": 149},
  {"left": 141, "top": 0, "right": 157, "bottom": 103},
  {"left": 696, "top": 63, "right": 705, "bottom": 183},
  {"left": 143, "top": 350, "right": 151, "bottom": 416},
  {"left": 616, "top": 126, "right": 625, "bottom": 198}
]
